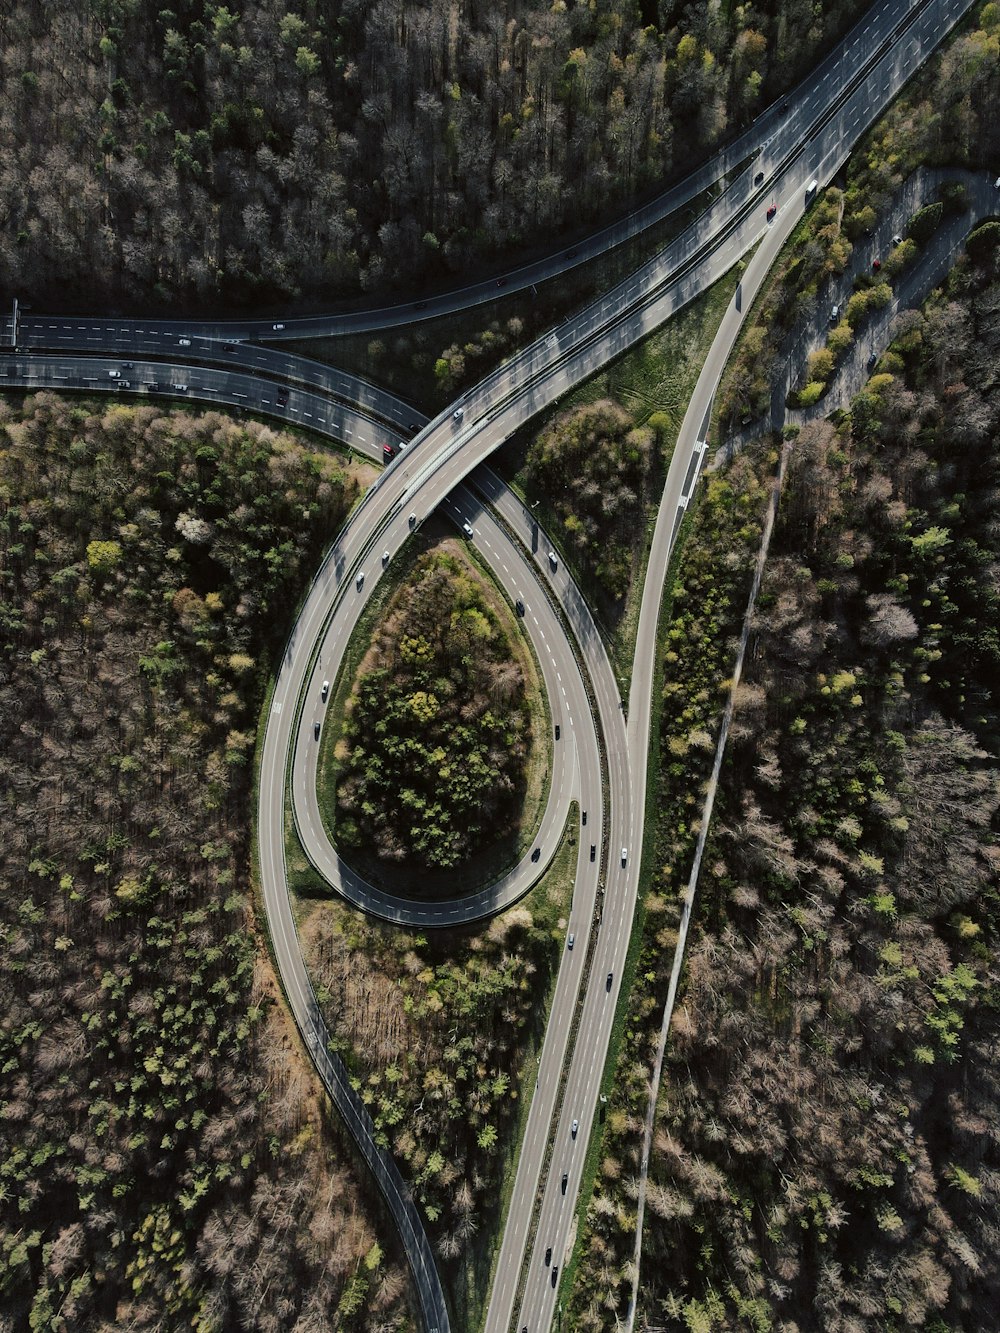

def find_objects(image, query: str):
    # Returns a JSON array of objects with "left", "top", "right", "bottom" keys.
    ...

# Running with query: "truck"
[{"left": 805, "top": 178, "right": 819, "bottom": 202}]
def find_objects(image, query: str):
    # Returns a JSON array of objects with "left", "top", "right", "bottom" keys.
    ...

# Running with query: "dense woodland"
[
  {"left": 524, "top": 398, "right": 661, "bottom": 607},
  {"left": 0, "top": 0, "right": 872, "bottom": 312},
  {"left": 572, "top": 241, "right": 1000, "bottom": 1329},
  {"left": 334, "top": 546, "right": 532, "bottom": 872},
  {"left": 0, "top": 397, "right": 412, "bottom": 1331},
  {"left": 302, "top": 862, "right": 571, "bottom": 1325}
]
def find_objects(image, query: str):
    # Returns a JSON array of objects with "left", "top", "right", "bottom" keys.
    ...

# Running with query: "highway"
[{"left": 0, "top": 0, "right": 977, "bottom": 1329}]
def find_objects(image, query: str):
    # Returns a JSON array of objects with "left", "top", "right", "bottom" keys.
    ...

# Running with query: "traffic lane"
[
  {"left": 0, "top": 353, "right": 408, "bottom": 455},
  {"left": 291, "top": 483, "right": 601, "bottom": 926}
]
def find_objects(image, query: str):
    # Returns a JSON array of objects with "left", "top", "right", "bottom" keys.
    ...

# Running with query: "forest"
[
  {"left": 334, "top": 546, "right": 532, "bottom": 872},
  {"left": 571, "top": 233, "right": 1000, "bottom": 1330},
  {"left": 0, "top": 0, "right": 872, "bottom": 312},
  {"left": 0, "top": 396, "right": 412, "bottom": 1331}
]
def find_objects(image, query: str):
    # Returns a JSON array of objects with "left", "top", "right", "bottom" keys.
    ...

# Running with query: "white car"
[
  {"left": 108, "top": 369, "right": 121, "bottom": 378},
  {"left": 179, "top": 337, "right": 191, "bottom": 346},
  {"left": 571, "top": 1119, "right": 579, "bottom": 1138},
  {"left": 621, "top": 847, "right": 628, "bottom": 865},
  {"left": 463, "top": 521, "right": 474, "bottom": 538},
  {"left": 452, "top": 406, "right": 464, "bottom": 421},
  {"left": 356, "top": 572, "right": 365, "bottom": 591},
  {"left": 272, "top": 323, "right": 285, "bottom": 331},
  {"left": 548, "top": 551, "right": 558, "bottom": 570}
]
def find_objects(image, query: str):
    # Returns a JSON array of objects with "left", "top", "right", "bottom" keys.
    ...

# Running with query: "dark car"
[
  {"left": 554, "top": 724, "right": 560, "bottom": 740},
  {"left": 779, "top": 100, "right": 789, "bottom": 115},
  {"left": 867, "top": 352, "right": 878, "bottom": 371},
  {"left": 590, "top": 844, "right": 596, "bottom": 862},
  {"left": 276, "top": 389, "right": 289, "bottom": 406},
  {"left": 606, "top": 971, "right": 614, "bottom": 991},
  {"left": 496, "top": 278, "right": 507, "bottom": 288},
  {"left": 561, "top": 1172, "right": 568, "bottom": 1193},
  {"left": 515, "top": 598, "right": 524, "bottom": 616},
  {"left": 531, "top": 847, "right": 541, "bottom": 863},
  {"left": 872, "top": 257, "right": 882, "bottom": 271},
  {"left": 224, "top": 343, "right": 237, "bottom": 353},
  {"left": 313, "top": 722, "right": 320, "bottom": 740},
  {"left": 754, "top": 170, "right": 764, "bottom": 186},
  {"left": 544, "top": 1246, "right": 552, "bottom": 1266},
  {"left": 551, "top": 1266, "right": 559, "bottom": 1286},
  {"left": 581, "top": 810, "right": 587, "bottom": 825},
  {"left": 766, "top": 204, "right": 777, "bottom": 222}
]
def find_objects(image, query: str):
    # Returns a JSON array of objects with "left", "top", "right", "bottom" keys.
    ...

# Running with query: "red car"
[
  {"left": 766, "top": 204, "right": 777, "bottom": 222},
  {"left": 872, "top": 258, "right": 882, "bottom": 270}
]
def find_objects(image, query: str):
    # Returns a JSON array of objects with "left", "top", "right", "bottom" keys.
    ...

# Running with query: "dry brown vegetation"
[
  {"left": 571, "top": 246, "right": 1000, "bottom": 1331},
  {"left": 0, "top": 0, "right": 871, "bottom": 311},
  {"left": 0, "top": 394, "right": 410, "bottom": 1331}
]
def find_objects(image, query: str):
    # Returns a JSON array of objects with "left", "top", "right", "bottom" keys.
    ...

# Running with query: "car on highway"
[
  {"left": 356, "top": 572, "right": 365, "bottom": 590},
  {"left": 567, "top": 933, "right": 574, "bottom": 950},
  {"left": 179, "top": 337, "right": 191, "bottom": 346},
  {"left": 174, "top": 383, "right": 188, "bottom": 392},
  {"left": 453, "top": 406, "right": 464, "bottom": 421},
  {"left": 561, "top": 1172, "right": 568, "bottom": 1193},
  {"left": 571, "top": 1119, "right": 578, "bottom": 1138},
  {"left": 276, "top": 388, "right": 289, "bottom": 405},
  {"left": 551, "top": 1266, "right": 558, "bottom": 1286},
  {"left": 547, "top": 550, "right": 558, "bottom": 570},
  {"left": 892, "top": 233, "right": 903, "bottom": 246},
  {"left": 496, "top": 278, "right": 507, "bottom": 288},
  {"left": 590, "top": 844, "right": 596, "bottom": 861},
  {"left": 531, "top": 847, "right": 541, "bottom": 863},
  {"left": 621, "top": 846, "right": 628, "bottom": 865},
  {"left": 867, "top": 352, "right": 879, "bottom": 371},
  {"left": 463, "top": 520, "right": 474, "bottom": 538},
  {"left": 515, "top": 597, "right": 524, "bottom": 616},
  {"left": 544, "top": 1246, "right": 552, "bottom": 1266},
  {"left": 313, "top": 722, "right": 320, "bottom": 740},
  {"left": 272, "top": 322, "right": 285, "bottom": 330},
  {"left": 554, "top": 724, "right": 560, "bottom": 740},
  {"left": 779, "top": 100, "right": 789, "bottom": 115},
  {"left": 383, "top": 443, "right": 396, "bottom": 462},
  {"left": 108, "top": 369, "right": 121, "bottom": 378},
  {"left": 409, "top": 513, "right": 417, "bottom": 527},
  {"left": 606, "top": 971, "right": 614, "bottom": 990},
  {"left": 754, "top": 170, "right": 765, "bottom": 186},
  {"left": 382, "top": 549, "right": 390, "bottom": 564},
  {"left": 872, "top": 258, "right": 881, "bottom": 271},
  {"left": 321, "top": 681, "right": 330, "bottom": 702},
  {"left": 830, "top": 304, "right": 840, "bottom": 323},
  {"left": 122, "top": 362, "right": 133, "bottom": 369},
  {"left": 224, "top": 343, "right": 237, "bottom": 352},
  {"left": 766, "top": 204, "right": 777, "bottom": 222}
]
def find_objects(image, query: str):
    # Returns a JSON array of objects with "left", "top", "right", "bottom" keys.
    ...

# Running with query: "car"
[
  {"left": 621, "top": 847, "right": 628, "bottom": 865},
  {"left": 766, "top": 204, "right": 777, "bottom": 222},
  {"left": 872, "top": 258, "right": 881, "bottom": 271},
  {"left": 122, "top": 362, "right": 133, "bottom": 369},
  {"left": 561, "top": 1172, "right": 568, "bottom": 1193},
  {"left": 175, "top": 383, "right": 188, "bottom": 392},
  {"left": 321, "top": 680, "right": 330, "bottom": 702},
  {"left": 606, "top": 971, "right": 614, "bottom": 990},
  {"left": 356, "top": 572, "right": 365, "bottom": 591},
  {"left": 313, "top": 722, "right": 321, "bottom": 740},
  {"left": 590, "top": 844, "right": 596, "bottom": 861},
  {"left": 108, "top": 369, "right": 121, "bottom": 378},
  {"left": 496, "top": 278, "right": 507, "bottom": 288},
  {"left": 892, "top": 233, "right": 903, "bottom": 246},
  {"left": 515, "top": 598, "right": 524, "bottom": 616},
  {"left": 146, "top": 381, "right": 159, "bottom": 391},
  {"left": 867, "top": 352, "right": 878, "bottom": 371},
  {"left": 463, "top": 520, "right": 474, "bottom": 538},
  {"left": 551, "top": 1266, "right": 559, "bottom": 1286},
  {"left": 554, "top": 724, "right": 560, "bottom": 740},
  {"left": 408, "top": 513, "right": 417, "bottom": 527},
  {"left": 382, "top": 549, "right": 390, "bottom": 564},
  {"left": 544, "top": 1246, "right": 552, "bottom": 1266},
  {"left": 779, "top": 100, "right": 789, "bottom": 115},
  {"left": 414, "top": 300, "right": 427, "bottom": 310},
  {"left": 223, "top": 343, "right": 237, "bottom": 352},
  {"left": 571, "top": 1119, "right": 578, "bottom": 1138},
  {"left": 567, "top": 933, "right": 575, "bottom": 950},
  {"left": 581, "top": 810, "right": 587, "bottom": 825},
  {"left": 272, "top": 322, "right": 285, "bottom": 331},
  {"left": 383, "top": 444, "right": 396, "bottom": 462},
  {"left": 548, "top": 550, "right": 558, "bottom": 570},
  {"left": 830, "top": 304, "right": 840, "bottom": 323},
  {"left": 452, "top": 406, "right": 464, "bottom": 421},
  {"left": 754, "top": 170, "right": 765, "bottom": 186},
  {"left": 531, "top": 847, "right": 541, "bottom": 863},
  {"left": 179, "top": 337, "right": 191, "bottom": 346},
  {"left": 117, "top": 380, "right": 131, "bottom": 389}
]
